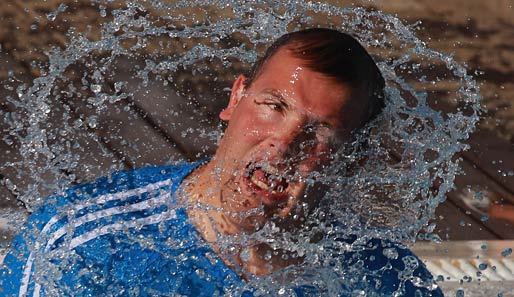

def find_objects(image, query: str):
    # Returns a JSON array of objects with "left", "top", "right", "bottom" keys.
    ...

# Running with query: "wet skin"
[{"left": 184, "top": 47, "right": 365, "bottom": 276}]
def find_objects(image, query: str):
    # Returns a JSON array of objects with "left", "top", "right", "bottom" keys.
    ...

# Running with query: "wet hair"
[{"left": 245, "top": 28, "right": 386, "bottom": 125}]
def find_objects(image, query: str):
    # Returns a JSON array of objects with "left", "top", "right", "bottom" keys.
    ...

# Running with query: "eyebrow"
[{"left": 262, "top": 88, "right": 286, "bottom": 101}]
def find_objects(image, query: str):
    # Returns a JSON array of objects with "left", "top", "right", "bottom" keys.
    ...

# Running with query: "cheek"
[
  {"left": 297, "top": 143, "right": 332, "bottom": 174},
  {"left": 232, "top": 106, "right": 277, "bottom": 143},
  {"left": 225, "top": 113, "right": 271, "bottom": 150}
]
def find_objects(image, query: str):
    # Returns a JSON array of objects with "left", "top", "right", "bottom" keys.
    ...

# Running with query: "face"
[{"left": 208, "top": 48, "right": 363, "bottom": 229}]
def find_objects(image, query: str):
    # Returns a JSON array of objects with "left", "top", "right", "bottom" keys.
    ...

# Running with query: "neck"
[{"left": 182, "top": 160, "right": 301, "bottom": 278}]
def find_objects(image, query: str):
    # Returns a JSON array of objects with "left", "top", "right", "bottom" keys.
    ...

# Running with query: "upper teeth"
[
  {"left": 250, "top": 176, "right": 282, "bottom": 194},
  {"left": 247, "top": 163, "right": 287, "bottom": 193},
  {"left": 251, "top": 176, "right": 269, "bottom": 190}
]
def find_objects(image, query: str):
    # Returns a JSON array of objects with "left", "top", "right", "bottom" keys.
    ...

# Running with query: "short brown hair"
[{"left": 245, "top": 28, "right": 385, "bottom": 125}]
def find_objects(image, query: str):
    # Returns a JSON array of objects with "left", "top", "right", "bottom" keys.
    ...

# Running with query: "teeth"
[
  {"left": 247, "top": 162, "right": 289, "bottom": 194},
  {"left": 251, "top": 175, "right": 269, "bottom": 190},
  {"left": 250, "top": 174, "right": 287, "bottom": 194}
]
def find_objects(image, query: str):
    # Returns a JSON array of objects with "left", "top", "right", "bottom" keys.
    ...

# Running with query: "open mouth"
[{"left": 244, "top": 162, "right": 290, "bottom": 201}]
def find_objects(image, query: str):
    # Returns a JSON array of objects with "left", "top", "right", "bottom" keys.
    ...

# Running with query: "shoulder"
[
  {"left": 1, "top": 162, "right": 200, "bottom": 296},
  {"left": 13, "top": 163, "right": 196, "bottom": 233},
  {"left": 63, "top": 162, "right": 200, "bottom": 203}
]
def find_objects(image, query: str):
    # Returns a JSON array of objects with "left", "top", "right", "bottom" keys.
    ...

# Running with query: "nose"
[{"left": 268, "top": 117, "right": 321, "bottom": 166}]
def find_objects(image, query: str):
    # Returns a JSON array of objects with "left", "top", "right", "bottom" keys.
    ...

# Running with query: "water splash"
[{"left": 0, "top": 0, "right": 482, "bottom": 295}]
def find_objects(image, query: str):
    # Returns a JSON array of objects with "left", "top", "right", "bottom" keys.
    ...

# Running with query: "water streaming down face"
[{"left": 0, "top": 0, "right": 481, "bottom": 295}]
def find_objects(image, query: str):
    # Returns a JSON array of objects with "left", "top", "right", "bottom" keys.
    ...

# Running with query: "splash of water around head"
[{"left": 1, "top": 0, "right": 481, "bottom": 295}]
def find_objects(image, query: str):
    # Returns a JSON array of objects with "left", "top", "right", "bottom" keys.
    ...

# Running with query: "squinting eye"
[
  {"left": 310, "top": 126, "right": 334, "bottom": 144},
  {"left": 253, "top": 99, "right": 285, "bottom": 113},
  {"left": 317, "top": 130, "right": 333, "bottom": 143},
  {"left": 268, "top": 103, "right": 283, "bottom": 112}
]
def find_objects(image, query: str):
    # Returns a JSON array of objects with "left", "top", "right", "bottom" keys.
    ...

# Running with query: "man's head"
[
  {"left": 245, "top": 28, "right": 385, "bottom": 126},
  {"left": 199, "top": 28, "right": 385, "bottom": 230}
]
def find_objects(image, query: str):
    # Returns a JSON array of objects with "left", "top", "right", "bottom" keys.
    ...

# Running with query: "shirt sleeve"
[
  {"left": 358, "top": 239, "right": 444, "bottom": 296},
  {"left": 288, "top": 238, "right": 444, "bottom": 297},
  {"left": 0, "top": 193, "right": 66, "bottom": 296},
  {"left": 0, "top": 174, "right": 121, "bottom": 296},
  {"left": 0, "top": 163, "right": 221, "bottom": 296}
]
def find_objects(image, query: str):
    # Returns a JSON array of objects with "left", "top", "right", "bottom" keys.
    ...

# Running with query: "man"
[{"left": 1, "top": 29, "right": 442, "bottom": 296}]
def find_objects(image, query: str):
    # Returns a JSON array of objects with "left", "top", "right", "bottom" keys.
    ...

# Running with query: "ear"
[{"left": 220, "top": 74, "right": 247, "bottom": 121}]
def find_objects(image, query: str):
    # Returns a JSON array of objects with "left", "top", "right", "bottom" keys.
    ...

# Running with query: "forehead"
[{"left": 248, "top": 49, "right": 360, "bottom": 130}]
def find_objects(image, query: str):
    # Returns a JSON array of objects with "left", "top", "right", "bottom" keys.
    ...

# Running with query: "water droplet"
[
  {"left": 240, "top": 248, "right": 250, "bottom": 261},
  {"left": 501, "top": 248, "right": 512, "bottom": 257},
  {"left": 114, "top": 81, "right": 125, "bottom": 93},
  {"left": 46, "top": 12, "right": 57, "bottom": 21},
  {"left": 462, "top": 275, "right": 472, "bottom": 283},
  {"left": 195, "top": 268, "right": 205, "bottom": 279},
  {"left": 73, "top": 119, "right": 83, "bottom": 128},
  {"left": 382, "top": 248, "right": 398, "bottom": 260},
  {"left": 91, "top": 84, "right": 102, "bottom": 93},
  {"left": 87, "top": 116, "right": 98, "bottom": 128}
]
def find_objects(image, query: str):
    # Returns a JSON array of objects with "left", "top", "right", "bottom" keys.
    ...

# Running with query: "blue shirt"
[{"left": 0, "top": 163, "right": 443, "bottom": 296}]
